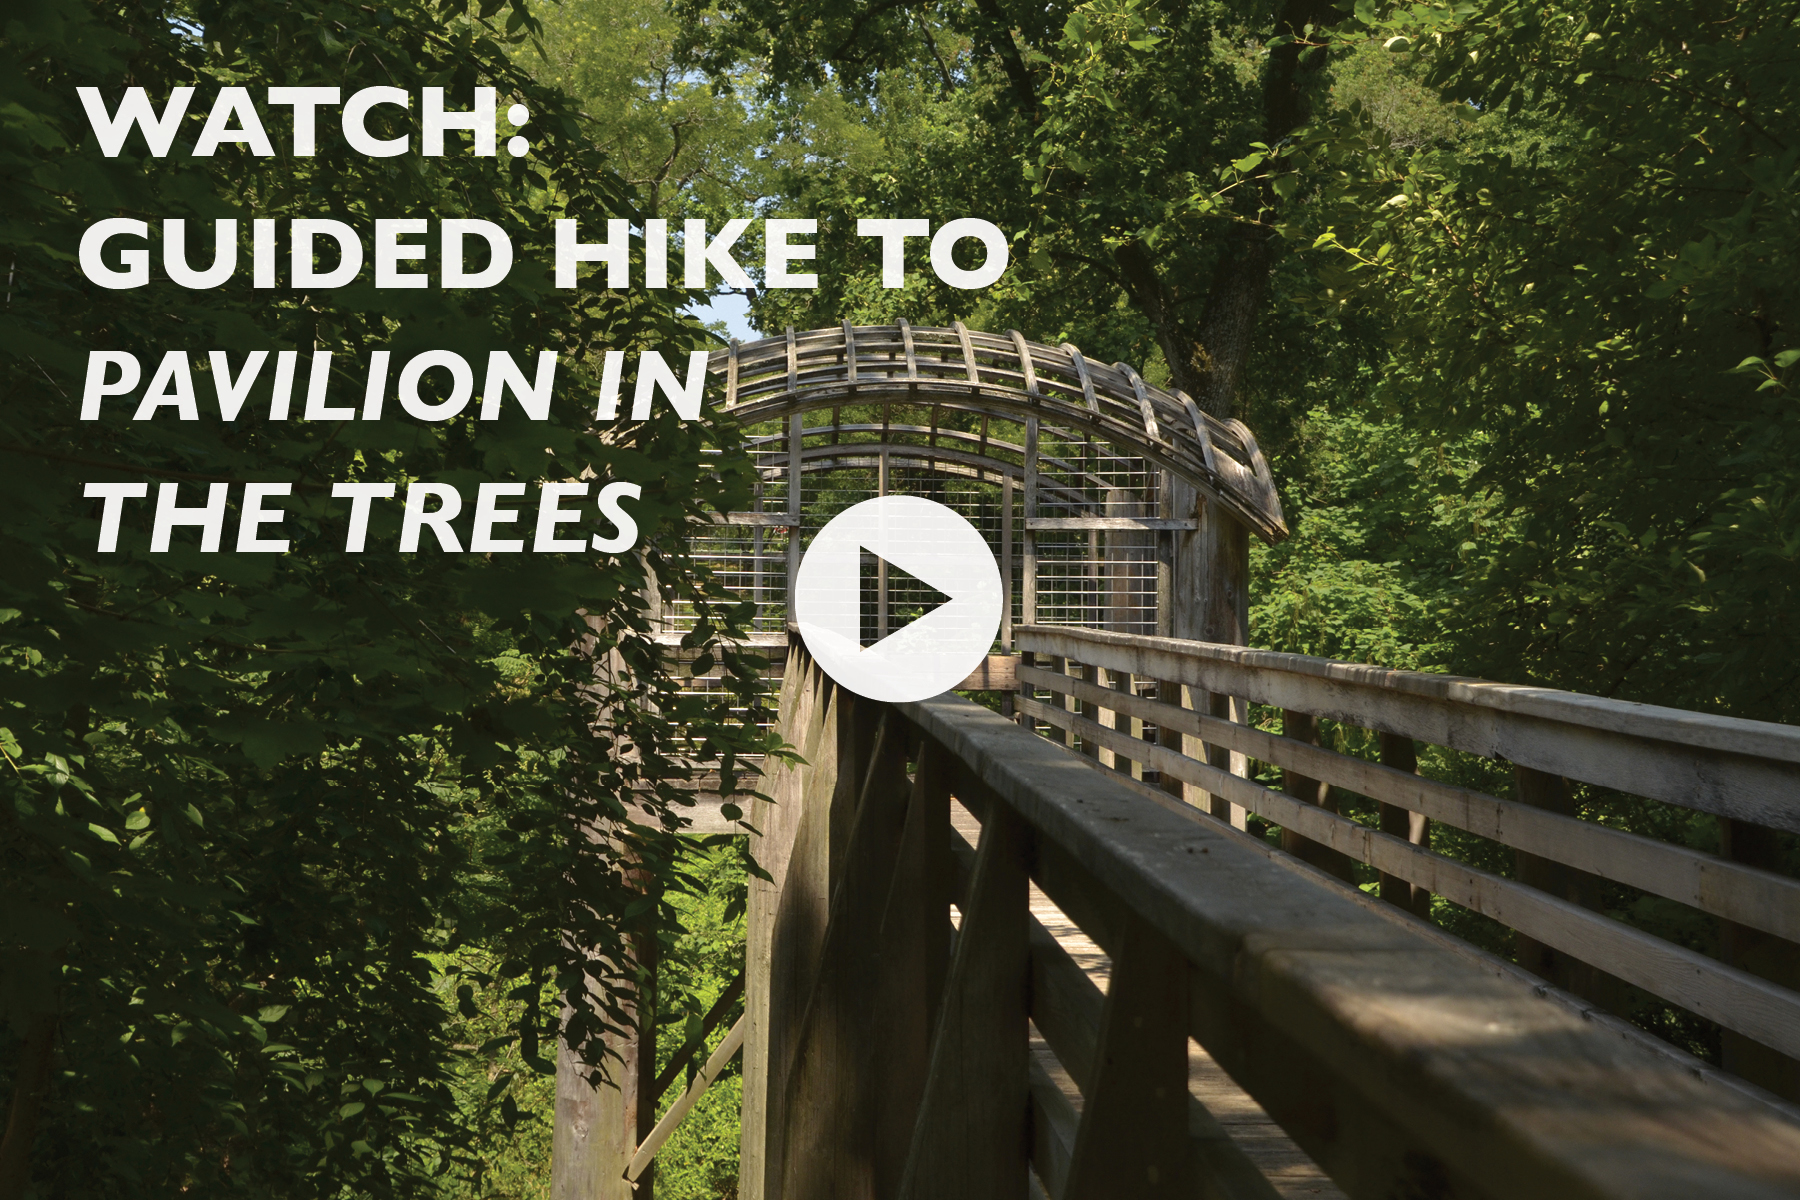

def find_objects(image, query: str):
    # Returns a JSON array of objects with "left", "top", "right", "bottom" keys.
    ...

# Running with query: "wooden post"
[
  {"left": 786, "top": 412, "right": 803, "bottom": 607},
  {"left": 1001, "top": 475, "right": 1015, "bottom": 649},
  {"left": 1078, "top": 661, "right": 1102, "bottom": 762},
  {"left": 741, "top": 639, "right": 891, "bottom": 1199},
  {"left": 1719, "top": 817, "right": 1800, "bottom": 1101},
  {"left": 1022, "top": 417, "right": 1039, "bottom": 634},
  {"left": 777, "top": 714, "right": 911, "bottom": 1200},
  {"left": 878, "top": 447, "right": 890, "bottom": 641},
  {"left": 874, "top": 739, "right": 956, "bottom": 1193},
  {"left": 1278, "top": 711, "right": 1356, "bottom": 884},
  {"left": 1510, "top": 766, "right": 1615, "bottom": 1011},
  {"left": 1376, "top": 733, "right": 1431, "bottom": 919},
  {"left": 1059, "top": 918, "right": 1194, "bottom": 1198},
  {"left": 550, "top": 906, "right": 658, "bottom": 1200},
  {"left": 896, "top": 802, "right": 1032, "bottom": 1200},
  {"left": 1168, "top": 484, "right": 1250, "bottom": 828},
  {"left": 741, "top": 643, "right": 830, "bottom": 1200}
]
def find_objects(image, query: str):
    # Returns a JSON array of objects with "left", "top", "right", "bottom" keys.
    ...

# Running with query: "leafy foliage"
[
  {"left": 0, "top": 1, "right": 774, "bottom": 1195},
  {"left": 1299, "top": 0, "right": 1800, "bottom": 715}
]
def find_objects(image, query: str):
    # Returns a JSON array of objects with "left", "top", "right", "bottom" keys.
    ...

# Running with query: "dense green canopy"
[{"left": 0, "top": 1, "right": 768, "bottom": 1195}]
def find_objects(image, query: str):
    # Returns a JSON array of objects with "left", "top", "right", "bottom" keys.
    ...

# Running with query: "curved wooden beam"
[{"left": 709, "top": 323, "right": 1288, "bottom": 542}]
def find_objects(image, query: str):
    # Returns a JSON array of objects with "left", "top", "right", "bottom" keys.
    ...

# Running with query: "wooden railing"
[
  {"left": 1015, "top": 625, "right": 1800, "bottom": 1072},
  {"left": 738, "top": 632, "right": 1800, "bottom": 1200}
]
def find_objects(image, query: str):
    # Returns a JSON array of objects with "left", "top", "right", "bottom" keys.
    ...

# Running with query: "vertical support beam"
[
  {"left": 1511, "top": 766, "right": 1613, "bottom": 1010},
  {"left": 1376, "top": 733, "right": 1431, "bottom": 919},
  {"left": 874, "top": 739, "right": 956, "bottom": 1194},
  {"left": 1278, "top": 711, "right": 1356, "bottom": 884},
  {"left": 1079, "top": 660, "right": 1102, "bottom": 762},
  {"left": 1168, "top": 484, "right": 1250, "bottom": 828},
  {"left": 878, "top": 448, "right": 890, "bottom": 642},
  {"left": 1511, "top": 766, "right": 1576, "bottom": 986},
  {"left": 1016, "top": 647, "right": 1036, "bottom": 732},
  {"left": 742, "top": 645, "right": 868, "bottom": 1200},
  {"left": 1060, "top": 918, "right": 1194, "bottom": 1199},
  {"left": 740, "top": 641, "right": 817, "bottom": 1200},
  {"left": 550, "top": 925, "right": 658, "bottom": 1200},
  {"left": 1001, "top": 475, "right": 1015, "bottom": 649},
  {"left": 787, "top": 412, "right": 804, "bottom": 609},
  {"left": 896, "top": 802, "right": 1032, "bottom": 1200},
  {"left": 1022, "top": 417, "right": 1039, "bottom": 634},
  {"left": 778, "top": 715, "right": 911, "bottom": 1200},
  {"left": 1720, "top": 817, "right": 1800, "bottom": 1101},
  {"left": 1155, "top": 470, "right": 1173, "bottom": 641}
]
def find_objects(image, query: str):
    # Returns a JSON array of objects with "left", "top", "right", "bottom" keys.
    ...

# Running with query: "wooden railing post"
[
  {"left": 777, "top": 712, "right": 911, "bottom": 1200},
  {"left": 1511, "top": 766, "right": 1606, "bottom": 1001},
  {"left": 1376, "top": 732, "right": 1431, "bottom": 919},
  {"left": 1278, "top": 711, "right": 1356, "bottom": 884},
  {"left": 741, "top": 644, "right": 857, "bottom": 1200},
  {"left": 896, "top": 802, "right": 1032, "bottom": 1200},
  {"left": 873, "top": 739, "right": 956, "bottom": 1192},
  {"left": 1079, "top": 661, "right": 1102, "bottom": 762},
  {"left": 1060, "top": 917, "right": 1194, "bottom": 1198},
  {"left": 1719, "top": 817, "right": 1800, "bottom": 1101}
]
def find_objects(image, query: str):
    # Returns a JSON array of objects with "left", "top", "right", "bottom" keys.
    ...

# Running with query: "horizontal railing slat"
[
  {"left": 897, "top": 689, "right": 1800, "bottom": 1198},
  {"left": 1020, "top": 626, "right": 1800, "bottom": 832},
  {"left": 1017, "top": 663, "right": 1800, "bottom": 943},
  {"left": 1018, "top": 695, "right": 1800, "bottom": 1060}
]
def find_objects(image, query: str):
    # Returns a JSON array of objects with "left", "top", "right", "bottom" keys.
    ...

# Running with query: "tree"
[
  {"left": 679, "top": 0, "right": 1348, "bottom": 418},
  {"left": 0, "top": 1, "right": 769, "bottom": 1195},
  {"left": 1307, "top": 0, "right": 1800, "bottom": 715}
]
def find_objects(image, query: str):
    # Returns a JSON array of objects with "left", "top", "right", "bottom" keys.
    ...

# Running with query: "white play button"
[{"left": 793, "top": 496, "right": 1003, "bottom": 702}]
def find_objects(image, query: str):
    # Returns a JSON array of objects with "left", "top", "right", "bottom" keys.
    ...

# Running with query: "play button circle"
[{"left": 793, "top": 496, "right": 1003, "bottom": 703}]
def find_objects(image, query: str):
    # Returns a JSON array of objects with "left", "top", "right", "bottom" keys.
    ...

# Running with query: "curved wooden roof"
[{"left": 708, "top": 321, "right": 1288, "bottom": 542}]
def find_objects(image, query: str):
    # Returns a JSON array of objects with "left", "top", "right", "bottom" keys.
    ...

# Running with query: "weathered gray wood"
[
  {"left": 1029, "top": 1049, "right": 1081, "bottom": 1197},
  {"left": 1018, "top": 661, "right": 1800, "bottom": 942},
  {"left": 1277, "top": 711, "right": 1355, "bottom": 885},
  {"left": 1098, "top": 757, "right": 1800, "bottom": 1135},
  {"left": 627, "top": 1016, "right": 746, "bottom": 1183},
  {"left": 738, "top": 644, "right": 815, "bottom": 1200},
  {"left": 1062, "top": 917, "right": 1196, "bottom": 1199},
  {"left": 1510, "top": 765, "right": 1609, "bottom": 1006},
  {"left": 897, "top": 803, "right": 1032, "bottom": 1200},
  {"left": 1028, "top": 516, "right": 1200, "bottom": 531},
  {"left": 957, "top": 653, "right": 1018, "bottom": 691},
  {"left": 1020, "top": 695, "right": 1800, "bottom": 1061},
  {"left": 1375, "top": 733, "right": 1430, "bottom": 920},
  {"left": 900, "top": 689, "right": 1800, "bottom": 1199},
  {"left": 1721, "top": 818, "right": 1800, "bottom": 1103},
  {"left": 1003, "top": 474, "right": 1015, "bottom": 648},
  {"left": 710, "top": 324, "right": 1288, "bottom": 542},
  {"left": 743, "top": 650, "right": 846, "bottom": 1200},
  {"left": 873, "top": 741, "right": 956, "bottom": 1192},
  {"left": 551, "top": 960, "right": 655, "bottom": 1200},
  {"left": 1017, "top": 625, "right": 1800, "bottom": 833},
  {"left": 777, "top": 713, "right": 910, "bottom": 1200}
]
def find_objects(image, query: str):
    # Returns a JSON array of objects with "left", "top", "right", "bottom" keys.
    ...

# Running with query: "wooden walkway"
[{"left": 953, "top": 802, "right": 1347, "bottom": 1200}]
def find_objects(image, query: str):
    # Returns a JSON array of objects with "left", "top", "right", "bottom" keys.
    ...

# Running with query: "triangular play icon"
[{"left": 860, "top": 549, "right": 952, "bottom": 648}]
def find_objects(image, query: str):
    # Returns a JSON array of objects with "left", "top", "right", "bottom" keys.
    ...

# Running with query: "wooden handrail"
[
  {"left": 739, "top": 635, "right": 1800, "bottom": 1200},
  {"left": 1018, "top": 624, "right": 1800, "bottom": 829}
]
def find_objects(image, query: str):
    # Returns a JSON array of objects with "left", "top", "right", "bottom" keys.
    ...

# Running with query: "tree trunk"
[{"left": 0, "top": 1011, "right": 56, "bottom": 1200}]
